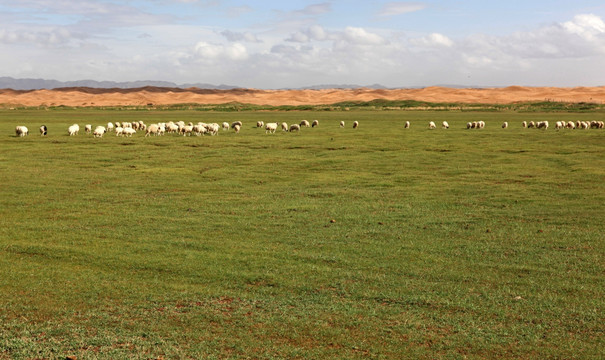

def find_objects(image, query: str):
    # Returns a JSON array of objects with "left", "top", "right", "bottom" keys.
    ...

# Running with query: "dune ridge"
[{"left": 1, "top": 86, "right": 604, "bottom": 107}]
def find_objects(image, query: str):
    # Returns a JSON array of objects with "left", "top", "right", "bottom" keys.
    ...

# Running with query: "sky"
[{"left": 1, "top": 0, "right": 605, "bottom": 88}]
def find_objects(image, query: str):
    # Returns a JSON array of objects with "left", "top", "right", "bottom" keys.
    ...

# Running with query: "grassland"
[{"left": 0, "top": 108, "right": 604, "bottom": 359}]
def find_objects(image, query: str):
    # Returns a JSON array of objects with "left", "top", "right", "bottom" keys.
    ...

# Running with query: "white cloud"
[
  {"left": 286, "top": 25, "right": 329, "bottom": 43},
  {"left": 0, "top": 27, "right": 77, "bottom": 46},
  {"left": 220, "top": 30, "right": 262, "bottom": 43},
  {"left": 294, "top": 3, "right": 332, "bottom": 16},
  {"left": 377, "top": 2, "right": 426, "bottom": 17},
  {"left": 412, "top": 33, "right": 454, "bottom": 47},
  {"left": 193, "top": 41, "right": 248, "bottom": 61},
  {"left": 341, "top": 27, "right": 386, "bottom": 45},
  {"left": 562, "top": 14, "right": 605, "bottom": 40}
]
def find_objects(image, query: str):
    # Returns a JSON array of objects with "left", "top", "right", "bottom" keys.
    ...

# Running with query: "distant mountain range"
[
  {"left": 0, "top": 76, "right": 480, "bottom": 90},
  {"left": 0, "top": 77, "right": 240, "bottom": 90}
]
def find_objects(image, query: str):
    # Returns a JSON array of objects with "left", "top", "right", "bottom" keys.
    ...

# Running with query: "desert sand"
[{"left": 1, "top": 86, "right": 605, "bottom": 107}]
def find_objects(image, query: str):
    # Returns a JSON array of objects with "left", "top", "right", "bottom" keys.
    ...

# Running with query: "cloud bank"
[{"left": 0, "top": 1, "right": 604, "bottom": 88}]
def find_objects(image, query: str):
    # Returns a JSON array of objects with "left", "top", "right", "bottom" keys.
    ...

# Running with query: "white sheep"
[
  {"left": 231, "top": 121, "right": 242, "bottom": 129},
  {"left": 522, "top": 121, "right": 527, "bottom": 128},
  {"left": 442, "top": 121, "right": 449, "bottom": 129},
  {"left": 311, "top": 120, "right": 319, "bottom": 127},
  {"left": 555, "top": 121, "right": 564, "bottom": 130},
  {"left": 85, "top": 124, "right": 92, "bottom": 134},
  {"left": 107, "top": 122, "right": 114, "bottom": 132},
  {"left": 404, "top": 121, "right": 410, "bottom": 129},
  {"left": 181, "top": 125, "right": 194, "bottom": 136},
  {"left": 166, "top": 122, "right": 179, "bottom": 133},
  {"left": 537, "top": 121, "right": 549, "bottom": 130},
  {"left": 222, "top": 122, "right": 230, "bottom": 131},
  {"left": 502, "top": 122, "right": 508, "bottom": 129},
  {"left": 340, "top": 121, "right": 345, "bottom": 128},
  {"left": 233, "top": 124, "right": 241, "bottom": 133},
  {"left": 256, "top": 121, "right": 264, "bottom": 128},
  {"left": 115, "top": 127, "right": 124, "bottom": 136},
  {"left": 193, "top": 124, "right": 207, "bottom": 136},
  {"left": 207, "top": 123, "right": 220, "bottom": 136},
  {"left": 428, "top": 121, "right": 436, "bottom": 129},
  {"left": 300, "top": 120, "right": 310, "bottom": 127},
  {"left": 527, "top": 121, "right": 535, "bottom": 129},
  {"left": 122, "top": 128, "right": 136, "bottom": 137},
  {"left": 93, "top": 126, "right": 106, "bottom": 138},
  {"left": 290, "top": 124, "right": 301, "bottom": 132},
  {"left": 478, "top": 121, "right": 485, "bottom": 129},
  {"left": 466, "top": 122, "right": 472, "bottom": 129},
  {"left": 15, "top": 126, "right": 28, "bottom": 137},
  {"left": 353, "top": 121, "right": 359, "bottom": 129},
  {"left": 68, "top": 124, "right": 80, "bottom": 136},
  {"left": 281, "top": 122, "right": 289, "bottom": 132},
  {"left": 145, "top": 124, "right": 160, "bottom": 137},
  {"left": 39, "top": 125, "right": 47, "bottom": 136},
  {"left": 566, "top": 121, "right": 576, "bottom": 129},
  {"left": 265, "top": 123, "right": 278, "bottom": 134}
]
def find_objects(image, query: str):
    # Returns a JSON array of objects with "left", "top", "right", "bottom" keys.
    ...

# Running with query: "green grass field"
[{"left": 1, "top": 109, "right": 604, "bottom": 359}]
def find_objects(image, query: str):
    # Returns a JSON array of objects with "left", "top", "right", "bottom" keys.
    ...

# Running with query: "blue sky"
[{"left": 1, "top": 0, "right": 605, "bottom": 88}]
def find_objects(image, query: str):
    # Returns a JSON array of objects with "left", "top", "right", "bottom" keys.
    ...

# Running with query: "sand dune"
[{"left": 1, "top": 86, "right": 604, "bottom": 107}]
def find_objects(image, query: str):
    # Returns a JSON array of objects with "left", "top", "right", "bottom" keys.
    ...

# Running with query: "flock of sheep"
[
  {"left": 13, "top": 118, "right": 605, "bottom": 138},
  {"left": 13, "top": 119, "right": 364, "bottom": 138}
]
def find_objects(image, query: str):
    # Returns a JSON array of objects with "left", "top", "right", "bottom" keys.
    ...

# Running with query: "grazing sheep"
[
  {"left": 566, "top": 121, "right": 576, "bottom": 129},
  {"left": 256, "top": 121, "right": 264, "bottom": 128},
  {"left": 193, "top": 124, "right": 207, "bottom": 136},
  {"left": 537, "top": 121, "right": 549, "bottom": 130},
  {"left": 122, "top": 128, "right": 136, "bottom": 137},
  {"left": 222, "top": 122, "right": 230, "bottom": 131},
  {"left": 555, "top": 121, "right": 563, "bottom": 130},
  {"left": 15, "top": 126, "right": 28, "bottom": 137},
  {"left": 115, "top": 127, "right": 124, "bottom": 136},
  {"left": 353, "top": 121, "right": 359, "bottom": 129},
  {"left": 209, "top": 123, "right": 220, "bottom": 136},
  {"left": 265, "top": 123, "right": 278, "bottom": 134},
  {"left": 281, "top": 122, "right": 289, "bottom": 132},
  {"left": 93, "top": 126, "right": 106, "bottom": 138},
  {"left": 107, "top": 122, "right": 114, "bottom": 132},
  {"left": 300, "top": 120, "right": 310, "bottom": 127},
  {"left": 290, "top": 124, "right": 301, "bottom": 132},
  {"left": 478, "top": 121, "right": 485, "bottom": 129},
  {"left": 428, "top": 121, "right": 436, "bottom": 129},
  {"left": 471, "top": 122, "right": 477, "bottom": 129},
  {"left": 39, "top": 125, "right": 47, "bottom": 136},
  {"left": 340, "top": 121, "right": 345, "bottom": 128},
  {"left": 522, "top": 121, "right": 527, "bottom": 128},
  {"left": 442, "top": 121, "right": 449, "bottom": 129},
  {"left": 85, "top": 124, "right": 92, "bottom": 134},
  {"left": 580, "top": 121, "right": 589, "bottom": 129},
  {"left": 233, "top": 124, "right": 241, "bottom": 133},
  {"left": 145, "top": 124, "right": 160, "bottom": 137},
  {"left": 122, "top": 122, "right": 132, "bottom": 129},
  {"left": 68, "top": 124, "right": 80, "bottom": 136},
  {"left": 181, "top": 125, "right": 194, "bottom": 136},
  {"left": 166, "top": 122, "right": 179, "bottom": 133},
  {"left": 466, "top": 122, "right": 472, "bottom": 129},
  {"left": 527, "top": 121, "right": 535, "bottom": 129},
  {"left": 575, "top": 121, "right": 582, "bottom": 129},
  {"left": 231, "top": 121, "right": 242, "bottom": 129},
  {"left": 404, "top": 121, "right": 410, "bottom": 129},
  {"left": 311, "top": 120, "right": 319, "bottom": 127},
  {"left": 502, "top": 122, "right": 508, "bottom": 129}
]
